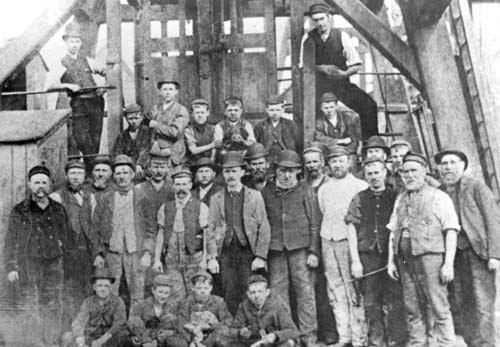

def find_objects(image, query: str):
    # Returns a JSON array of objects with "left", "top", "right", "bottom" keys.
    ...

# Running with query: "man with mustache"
[
  {"left": 4, "top": 165, "right": 74, "bottom": 346},
  {"left": 242, "top": 143, "right": 273, "bottom": 191},
  {"left": 345, "top": 158, "right": 406, "bottom": 347},
  {"left": 152, "top": 168, "right": 209, "bottom": 301},
  {"left": 387, "top": 153, "right": 459, "bottom": 347},
  {"left": 303, "top": 144, "right": 328, "bottom": 191},
  {"left": 317, "top": 146, "right": 369, "bottom": 347},
  {"left": 435, "top": 149, "right": 500, "bottom": 347},
  {"left": 261, "top": 150, "right": 321, "bottom": 347},
  {"left": 191, "top": 158, "right": 223, "bottom": 207},
  {"left": 84, "top": 155, "right": 115, "bottom": 195}
]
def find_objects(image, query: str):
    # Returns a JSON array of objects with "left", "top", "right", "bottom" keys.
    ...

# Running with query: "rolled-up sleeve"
[
  {"left": 344, "top": 193, "right": 362, "bottom": 225},
  {"left": 386, "top": 196, "right": 401, "bottom": 232},
  {"left": 434, "top": 191, "right": 460, "bottom": 232},
  {"left": 341, "top": 31, "right": 362, "bottom": 68}
]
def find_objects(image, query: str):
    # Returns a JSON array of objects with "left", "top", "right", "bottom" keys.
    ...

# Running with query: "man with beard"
[
  {"left": 152, "top": 168, "right": 209, "bottom": 301},
  {"left": 261, "top": 150, "right": 321, "bottom": 347},
  {"left": 185, "top": 99, "right": 217, "bottom": 166},
  {"left": 229, "top": 275, "right": 299, "bottom": 347},
  {"left": 149, "top": 81, "right": 190, "bottom": 165},
  {"left": 387, "top": 153, "right": 459, "bottom": 347},
  {"left": 191, "top": 158, "right": 223, "bottom": 207},
  {"left": 91, "top": 155, "right": 156, "bottom": 312},
  {"left": 179, "top": 271, "right": 232, "bottom": 347},
  {"left": 206, "top": 152, "right": 270, "bottom": 315},
  {"left": 345, "top": 158, "right": 406, "bottom": 347},
  {"left": 4, "top": 165, "right": 74, "bottom": 346},
  {"left": 435, "top": 149, "right": 500, "bottom": 347},
  {"left": 50, "top": 160, "right": 94, "bottom": 327},
  {"left": 242, "top": 143, "right": 273, "bottom": 191},
  {"left": 303, "top": 144, "right": 328, "bottom": 191},
  {"left": 363, "top": 136, "right": 389, "bottom": 161},
  {"left": 84, "top": 155, "right": 115, "bottom": 195},
  {"left": 318, "top": 146, "right": 369, "bottom": 347}
]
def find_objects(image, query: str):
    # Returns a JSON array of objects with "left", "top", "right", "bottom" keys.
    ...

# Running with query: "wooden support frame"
[
  {"left": 400, "top": 0, "right": 452, "bottom": 26},
  {"left": 290, "top": 0, "right": 305, "bottom": 151},
  {"left": 196, "top": 0, "right": 213, "bottom": 105}
]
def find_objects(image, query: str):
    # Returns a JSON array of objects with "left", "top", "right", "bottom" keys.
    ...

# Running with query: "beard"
[
  {"left": 307, "top": 168, "right": 320, "bottom": 179},
  {"left": 68, "top": 181, "right": 83, "bottom": 192},
  {"left": 332, "top": 168, "right": 348, "bottom": 179}
]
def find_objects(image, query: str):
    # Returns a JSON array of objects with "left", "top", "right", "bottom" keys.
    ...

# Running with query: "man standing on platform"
[
  {"left": 435, "top": 149, "right": 500, "bottom": 347},
  {"left": 206, "top": 152, "right": 270, "bottom": 315},
  {"left": 303, "top": 4, "right": 378, "bottom": 141}
]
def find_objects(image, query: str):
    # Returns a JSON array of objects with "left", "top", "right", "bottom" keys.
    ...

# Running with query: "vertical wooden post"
[
  {"left": 290, "top": 0, "right": 304, "bottom": 150},
  {"left": 229, "top": 0, "right": 243, "bottom": 99},
  {"left": 264, "top": 0, "right": 277, "bottom": 97},
  {"left": 196, "top": 0, "right": 213, "bottom": 103},
  {"left": 212, "top": 0, "right": 226, "bottom": 114},
  {"left": 106, "top": 0, "right": 123, "bottom": 152},
  {"left": 302, "top": 38, "right": 316, "bottom": 148}
]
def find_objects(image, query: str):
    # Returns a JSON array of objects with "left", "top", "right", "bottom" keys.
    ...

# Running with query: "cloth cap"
[
  {"left": 124, "top": 103, "right": 142, "bottom": 114},
  {"left": 113, "top": 154, "right": 136, "bottom": 172},
  {"left": 157, "top": 80, "right": 180, "bottom": 89},
  {"left": 327, "top": 145, "right": 350, "bottom": 159},
  {"left": 275, "top": 150, "right": 301, "bottom": 168},
  {"left": 171, "top": 167, "right": 193, "bottom": 180},
  {"left": 363, "top": 136, "right": 390, "bottom": 155},
  {"left": 29, "top": 165, "right": 51, "bottom": 179},
  {"left": 390, "top": 139, "right": 412, "bottom": 151},
  {"left": 90, "top": 155, "right": 113, "bottom": 170},
  {"left": 308, "top": 3, "right": 335, "bottom": 16},
  {"left": 245, "top": 143, "right": 268, "bottom": 161},
  {"left": 362, "top": 157, "right": 387, "bottom": 167},
  {"left": 266, "top": 95, "right": 283, "bottom": 105},
  {"left": 91, "top": 267, "right": 115, "bottom": 283},
  {"left": 191, "top": 98, "right": 209, "bottom": 107},
  {"left": 222, "top": 151, "right": 246, "bottom": 168},
  {"left": 319, "top": 92, "right": 338, "bottom": 104},
  {"left": 63, "top": 21, "right": 82, "bottom": 39},
  {"left": 247, "top": 274, "right": 268, "bottom": 286},
  {"left": 403, "top": 152, "right": 428, "bottom": 167},
  {"left": 65, "top": 160, "right": 86, "bottom": 172},
  {"left": 190, "top": 270, "right": 213, "bottom": 285},
  {"left": 303, "top": 142, "right": 325, "bottom": 156},
  {"left": 190, "top": 157, "right": 220, "bottom": 174},
  {"left": 152, "top": 274, "right": 174, "bottom": 288},
  {"left": 434, "top": 148, "right": 468, "bottom": 170}
]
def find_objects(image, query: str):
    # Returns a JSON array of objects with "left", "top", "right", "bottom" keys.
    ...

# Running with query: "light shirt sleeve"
[
  {"left": 157, "top": 203, "right": 166, "bottom": 228},
  {"left": 317, "top": 185, "right": 325, "bottom": 214},
  {"left": 199, "top": 202, "right": 209, "bottom": 228},
  {"left": 299, "top": 33, "right": 309, "bottom": 69},
  {"left": 243, "top": 121, "right": 256, "bottom": 144},
  {"left": 214, "top": 123, "right": 224, "bottom": 142},
  {"left": 184, "top": 126, "right": 197, "bottom": 147},
  {"left": 386, "top": 195, "right": 401, "bottom": 232},
  {"left": 86, "top": 57, "right": 106, "bottom": 76},
  {"left": 433, "top": 190, "right": 461, "bottom": 231},
  {"left": 341, "top": 31, "right": 362, "bottom": 68}
]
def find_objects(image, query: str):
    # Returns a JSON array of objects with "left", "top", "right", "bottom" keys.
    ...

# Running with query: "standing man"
[
  {"left": 184, "top": 98, "right": 217, "bottom": 166},
  {"left": 58, "top": 21, "right": 106, "bottom": 161},
  {"left": 345, "top": 158, "right": 406, "bottom": 347},
  {"left": 84, "top": 155, "right": 115, "bottom": 195},
  {"left": 303, "top": 144, "right": 328, "bottom": 190},
  {"left": 318, "top": 146, "right": 369, "bottom": 347},
  {"left": 190, "top": 157, "right": 223, "bottom": 207},
  {"left": 363, "top": 136, "right": 389, "bottom": 161},
  {"left": 254, "top": 95, "right": 300, "bottom": 162},
  {"left": 205, "top": 152, "right": 270, "bottom": 315},
  {"left": 242, "top": 143, "right": 274, "bottom": 191},
  {"left": 149, "top": 80, "right": 190, "bottom": 165},
  {"left": 303, "top": 4, "right": 378, "bottom": 141},
  {"left": 435, "top": 149, "right": 500, "bottom": 347},
  {"left": 4, "top": 165, "right": 74, "bottom": 346},
  {"left": 261, "top": 150, "right": 321, "bottom": 347},
  {"left": 387, "top": 153, "right": 459, "bottom": 347},
  {"left": 91, "top": 155, "right": 156, "bottom": 311}
]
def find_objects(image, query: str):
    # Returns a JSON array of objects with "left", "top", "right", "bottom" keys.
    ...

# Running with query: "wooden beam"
[
  {"left": 0, "top": 0, "right": 83, "bottom": 85},
  {"left": 106, "top": 0, "right": 124, "bottom": 152},
  {"left": 400, "top": 0, "right": 452, "bottom": 26},
  {"left": 325, "top": 0, "right": 422, "bottom": 89},
  {"left": 196, "top": 0, "right": 213, "bottom": 103},
  {"left": 302, "top": 38, "right": 316, "bottom": 148},
  {"left": 264, "top": 0, "right": 278, "bottom": 97},
  {"left": 290, "top": 0, "right": 305, "bottom": 151}
]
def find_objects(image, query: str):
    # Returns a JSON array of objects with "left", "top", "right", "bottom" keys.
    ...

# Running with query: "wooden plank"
[
  {"left": 141, "top": 0, "right": 154, "bottom": 108},
  {"left": 400, "top": 0, "right": 452, "bottom": 26},
  {"left": 229, "top": 0, "right": 244, "bottom": 99},
  {"left": 290, "top": 0, "right": 305, "bottom": 144},
  {"left": 196, "top": 0, "right": 213, "bottom": 103},
  {"left": 265, "top": 0, "right": 278, "bottom": 97},
  {"left": 242, "top": 53, "right": 268, "bottom": 115},
  {"left": 212, "top": 0, "right": 226, "bottom": 115},
  {"left": 325, "top": 0, "right": 422, "bottom": 89},
  {"left": 302, "top": 38, "right": 316, "bottom": 148},
  {"left": 105, "top": 0, "right": 124, "bottom": 153}
]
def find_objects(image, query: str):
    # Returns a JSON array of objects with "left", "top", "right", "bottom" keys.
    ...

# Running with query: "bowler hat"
[
  {"left": 266, "top": 95, "right": 283, "bottom": 105},
  {"left": 65, "top": 160, "right": 86, "bottom": 172},
  {"left": 275, "top": 150, "right": 302, "bottom": 168},
  {"left": 113, "top": 154, "right": 136, "bottom": 172},
  {"left": 403, "top": 152, "right": 428, "bottom": 167},
  {"left": 171, "top": 167, "right": 193, "bottom": 180},
  {"left": 319, "top": 92, "right": 338, "bottom": 104},
  {"left": 190, "top": 270, "right": 213, "bottom": 285},
  {"left": 222, "top": 152, "right": 246, "bottom": 168},
  {"left": 149, "top": 142, "right": 170, "bottom": 160},
  {"left": 191, "top": 98, "right": 209, "bottom": 107},
  {"left": 62, "top": 22, "right": 82, "bottom": 40},
  {"left": 363, "top": 136, "right": 390, "bottom": 156},
  {"left": 390, "top": 139, "right": 412, "bottom": 151},
  {"left": 91, "top": 267, "right": 115, "bottom": 283},
  {"left": 90, "top": 155, "right": 113, "bottom": 170},
  {"left": 29, "top": 165, "right": 51, "bottom": 179},
  {"left": 247, "top": 274, "right": 268, "bottom": 286},
  {"left": 327, "top": 146, "right": 350, "bottom": 159},
  {"left": 190, "top": 157, "right": 220, "bottom": 174},
  {"left": 245, "top": 143, "right": 268, "bottom": 161},
  {"left": 152, "top": 274, "right": 174, "bottom": 288},
  {"left": 307, "top": 3, "right": 335, "bottom": 16},
  {"left": 124, "top": 103, "right": 142, "bottom": 114},
  {"left": 157, "top": 80, "right": 180, "bottom": 90},
  {"left": 434, "top": 148, "right": 468, "bottom": 170}
]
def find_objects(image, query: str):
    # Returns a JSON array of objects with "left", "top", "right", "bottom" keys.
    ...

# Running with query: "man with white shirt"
[
  {"left": 303, "top": 3, "right": 378, "bottom": 141},
  {"left": 318, "top": 146, "right": 368, "bottom": 347},
  {"left": 190, "top": 157, "right": 223, "bottom": 207}
]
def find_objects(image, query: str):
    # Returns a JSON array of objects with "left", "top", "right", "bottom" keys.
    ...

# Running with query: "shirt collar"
[{"left": 227, "top": 183, "right": 243, "bottom": 194}]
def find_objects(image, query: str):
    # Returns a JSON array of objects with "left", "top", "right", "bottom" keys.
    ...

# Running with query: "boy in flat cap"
[
  {"left": 4, "top": 164, "right": 74, "bottom": 346},
  {"left": 62, "top": 268, "right": 127, "bottom": 347},
  {"left": 229, "top": 275, "right": 299, "bottom": 347},
  {"left": 179, "top": 271, "right": 232, "bottom": 347},
  {"left": 184, "top": 99, "right": 217, "bottom": 166},
  {"left": 387, "top": 153, "right": 459, "bottom": 347},
  {"left": 149, "top": 81, "right": 190, "bottom": 165}
]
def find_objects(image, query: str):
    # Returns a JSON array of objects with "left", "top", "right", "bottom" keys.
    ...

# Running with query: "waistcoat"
[{"left": 163, "top": 198, "right": 203, "bottom": 255}]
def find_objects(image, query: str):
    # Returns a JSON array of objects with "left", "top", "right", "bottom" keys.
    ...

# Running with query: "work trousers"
[
  {"left": 398, "top": 237, "right": 456, "bottom": 347},
  {"left": 268, "top": 248, "right": 318, "bottom": 338},
  {"left": 219, "top": 238, "right": 255, "bottom": 315},
  {"left": 315, "top": 262, "right": 339, "bottom": 343},
  {"left": 451, "top": 249, "right": 496, "bottom": 347},
  {"left": 359, "top": 252, "right": 407, "bottom": 347},
  {"left": 106, "top": 251, "right": 146, "bottom": 312},
  {"left": 166, "top": 250, "right": 204, "bottom": 300},
  {"left": 322, "top": 238, "right": 367, "bottom": 347}
]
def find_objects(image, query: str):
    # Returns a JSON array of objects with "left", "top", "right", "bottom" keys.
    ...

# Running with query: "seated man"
[
  {"left": 230, "top": 275, "right": 300, "bottom": 347},
  {"left": 62, "top": 268, "right": 127, "bottom": 347},
  {"left": 314, "top": 92, "right": 360, "bottom": 155},
  {"left": 113, "top": 103, "right": 153, "bottom": 179},
  {"left": 214, "top": 97, "right": 256, "bottom": 157},
  {"left": 184, "top": 99, "right": 217, "bottom": 166},
  {"left": 128, "top": 274, "right": 188, "bottom": 347},
  {"left": 179, "top": 271, "right": 232, "bottom": 347}
]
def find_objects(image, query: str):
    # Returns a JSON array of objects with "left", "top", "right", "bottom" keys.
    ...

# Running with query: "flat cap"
[
  {"left": 327, "top": 145, "right": 350, "bottom": 159},
  {"left": 29, "top": 165, "right": 51, "bottom": 179},
  {"left": 62, "top": 21, "right": 81, "bottom": 40},
  {"left": 65, "top": 160, "right": 86, "bottom": 172},
  {"left": 403, "top": 152, "right": 428, "bottom": 167},
  {"left": 303, "top": 142, "right": 325, "bottom": 156},
  {"left": 171, "top": 167, "right": 193, "bottom": 180},
  {"left": 247, "top": 274, "right": 268, "bottom": 286},
  {"left": 91, "top": 267, "right": 115, "bottom": 283},
  {"left": 113, "top": 154, "right": 136, "bottom": 171},
  {"left": 157, "top": 80, "right": 180, "bottom": 89},
  {"left": 275, "top": 150, "right": 301, "bottom": 168},
  {"left": 190, "top": 157, "right": 221, "bottom": 173},
  {"left": 245, "top": 143, "right": 268, "bottom": 161},
  {"left": 362, "top": 157, "right": 387, "bottom": 167},
  {"left": 90, "top": 155, "right": 113, "bottom": 170},
  {"left": 308, "top": 3, "right": 335, "bottom": 16},
  {"left": 191, "top": 98, "right": 209, "bottom": 107},
  {"left": 190, "top": 270, "right": 213, "bottom": 284},
  {"left": 363, "top": 136, "right": 390, "bottom": 155},
  {"left": 319, "top": 92, "right": 338, "bottom": 104},
  {"left": 434, "top": 148, "right": 468, "bottom": 170},
  {"left": 390, "top": 139, "right": 412, "bottom": 150},
  {"left": 152, "top": 274, "right": 174, "bottom": 287},
  {"left": 222, "top": 151, "right": 246, "bottom": 168},
  {"left": 266, "top": 95, "right": 283, "bottom": 105},
  {"left": 124, "top": 103, "right": 142, "bottom": 114}
]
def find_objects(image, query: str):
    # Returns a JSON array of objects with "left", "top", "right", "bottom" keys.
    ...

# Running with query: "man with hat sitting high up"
[
  {"left": 261, "top": 150, "right": 321, "bottom": 347},
  {"left": 242, "top": 143, "right": 274, "bottom": 191},
  {"left": 184, "top": 98, "right": 217, "bottom": 166}
]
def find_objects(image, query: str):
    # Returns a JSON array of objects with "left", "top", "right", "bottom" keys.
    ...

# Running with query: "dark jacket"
[
  {"left": 231, "top": 293, "right": 299, "bottom": 343},
  {"left": 192, "top": 183, "right": 224, "bottom": 207},
  {"left": 254, "top": 118, "right": 300, "bottom": 154},
  {"left": 314, "top": 110, "right": 360, "bottom": 154},
  {"left": 112, "top": 125, "right": 153, "bottom": 167},
  {"left": 130, "top": 296, "right": 180, "bottom": 340},
  {"left": 439, "top": 176, "right": 500, "bottom": 260},
  {"left": 4, "top": 198, "right": 74, "bottom": 280},
  {"left": 261, "top": 181, "right": 321, "bottom": 255}
]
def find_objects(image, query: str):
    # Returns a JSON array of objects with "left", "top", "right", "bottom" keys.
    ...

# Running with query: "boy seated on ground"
[{"left": 178, "top": 271, "right": 232, "bottom": 347}]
